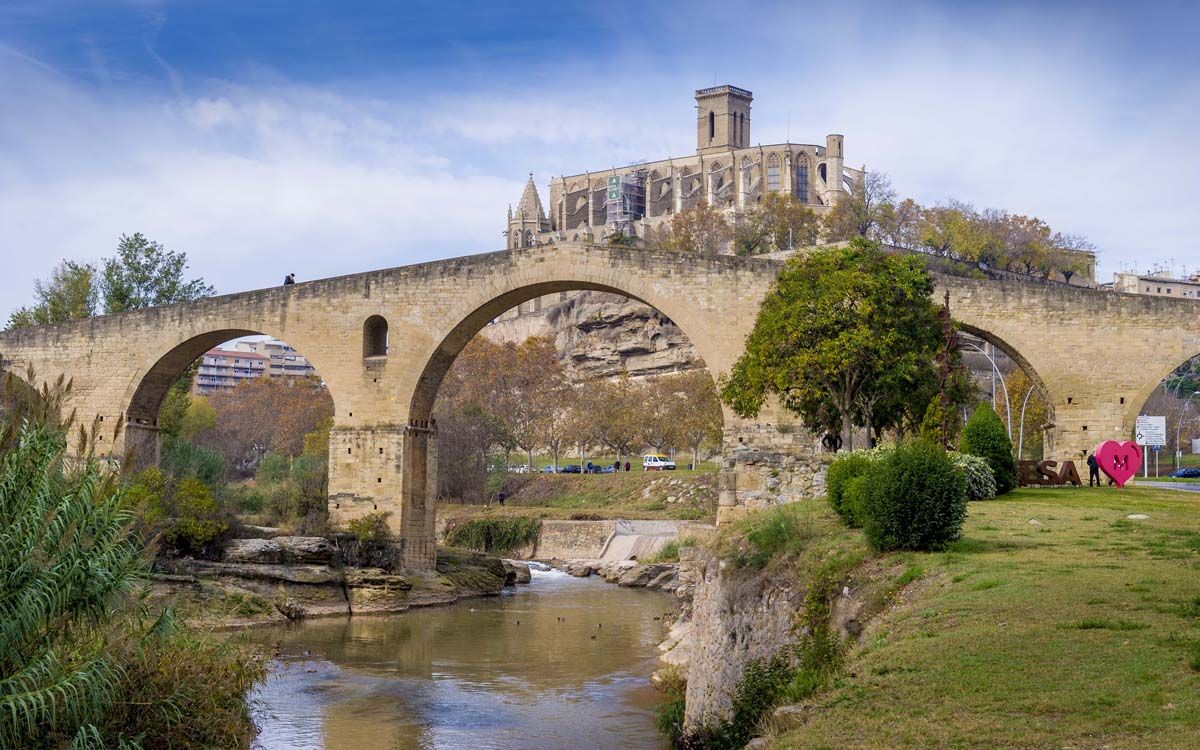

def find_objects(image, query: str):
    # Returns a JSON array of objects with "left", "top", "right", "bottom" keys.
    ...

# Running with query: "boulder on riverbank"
[
  {"left": 221, "top": 536, "right": 338, "bottom": 566},
  {"left": 502, "top": 560, "right": 533, "bottom": 585},
  {"left": 555, "top": 559, "right": 680, "bottom": 591}
]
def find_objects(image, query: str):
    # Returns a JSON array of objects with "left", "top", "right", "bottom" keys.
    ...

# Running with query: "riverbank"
[
  {"left": 656, "top": 485, "right": 1200, "bottom": 748},
  {"left": 152, "top": 544, "right": 526, "bottom": 629}
]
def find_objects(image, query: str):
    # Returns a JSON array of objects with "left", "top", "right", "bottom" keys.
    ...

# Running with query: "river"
[{"left": 243, "top": 568, "right": 674, "bottom": 750}]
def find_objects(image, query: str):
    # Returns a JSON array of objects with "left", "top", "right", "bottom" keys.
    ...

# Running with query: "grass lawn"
[
  {"left": 444, "top": 469, "right": 718, "bottom": 523},
  {"left": 769, "top": 484, "right": 1200, "bottom": 749}
]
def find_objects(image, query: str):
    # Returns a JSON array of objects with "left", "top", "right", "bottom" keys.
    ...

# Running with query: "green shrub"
[
  {"left": 826, "top": 453, "right": 874, "bottom": 527},
  {"left": 255, "top": 451, "right": 291, "bottom": 484},
  {"left": 960, "top": 402, "right": 1017, "bottom": 495},
  {"left": 220, "top": 484, "right": 265, "bottom": 514},
  {"left": 842, "top": 474, "right": 871, "bottom": 525},
  {"left": 161, "top": 436, "right": 224, "bottom": 486},
  {"left": 260, "top": 477, "right": 328, "bottom": 535},
  {"left": 859, "top": 439, "right": 968, "bottom": 552},
  {"left": 164, "top": 478, "right": 229, "bottom": 556},
  {"left": 89, "top": 611, "right": 266, "bottom": 750},
  {"left": 445, "top": 516, "right": 541, "bottom": 554},
  {"left": 126, "top": 470, "right": 231, "bottom": 558},
  {"left": 256, "top": 454, "right": 329, "bottom": 534},
  {"left": 726, "top": 504, "right": 812, "bottom": 570},
  {"left": 949, "top": 450, "right": 998, "bottom": 500}
]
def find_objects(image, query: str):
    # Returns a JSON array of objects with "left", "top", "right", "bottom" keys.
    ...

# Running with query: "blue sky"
[{"left": 1, "top": 1, "right": 1198, "bottom": 317}]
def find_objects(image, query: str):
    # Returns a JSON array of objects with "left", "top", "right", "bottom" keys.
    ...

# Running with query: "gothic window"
[
  {"left": 818, "top": 163, "right": 827, "bottom": 184},
  {"left": 795, "top": 157, "right": 809, "bottom": 204},
  {"left": 524, "top": 229, "right": 533, "bottom": 247},
  {"left": 767, "top": 153, "right": 781, "bottom": 192}
]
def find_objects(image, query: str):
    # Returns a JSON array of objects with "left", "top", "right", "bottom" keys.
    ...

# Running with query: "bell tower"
[{"left": 696, "top": 85, "right": 752, "bottom": 154}]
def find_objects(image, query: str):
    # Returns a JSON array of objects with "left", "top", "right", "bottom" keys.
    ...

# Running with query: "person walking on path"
[
  {"left": 1087, "top": 452, "right": 1101, "bottom": 487},
  {"left": 497, "top": 491, "right": 506, "bottom": 507}
]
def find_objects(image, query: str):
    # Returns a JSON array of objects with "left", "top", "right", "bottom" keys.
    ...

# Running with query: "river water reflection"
[{"left": 244, "top": 569, "right": 673, "bottom": 750}]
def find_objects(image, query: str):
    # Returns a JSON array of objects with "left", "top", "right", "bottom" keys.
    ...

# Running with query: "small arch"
[{"left": 363, "top": 315, "right": 389, "bottom": 358}]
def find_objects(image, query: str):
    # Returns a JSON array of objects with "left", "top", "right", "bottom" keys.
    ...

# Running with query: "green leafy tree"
[
  {"left": 721, "top": 239, "right": 941, "bottom": 449},
  {"left": 959, "top": 402, "right": 1017, "bottom": 494},
  {"left": 101, "top": 233, "right": 215, "bottom": 314},
  {"left": 5, "top": 260, "right": 99, "bottom": 330}
]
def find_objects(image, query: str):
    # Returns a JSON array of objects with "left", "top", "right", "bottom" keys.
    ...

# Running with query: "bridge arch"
[
  {"left": 121, "top": 327, "right": 342, "bottom": 470},
  {"left": 406, "top": 278, "right": 725, "bottom": 424}
]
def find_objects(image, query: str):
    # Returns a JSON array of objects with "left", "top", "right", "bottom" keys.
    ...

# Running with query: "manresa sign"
[{"left": 1135, "top": 416, "right": 1166, "bottom": 447}]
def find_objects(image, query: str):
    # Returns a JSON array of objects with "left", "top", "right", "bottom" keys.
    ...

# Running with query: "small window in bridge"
[{"left": 364, "top": 315, "right": 388, "bottom": 358}]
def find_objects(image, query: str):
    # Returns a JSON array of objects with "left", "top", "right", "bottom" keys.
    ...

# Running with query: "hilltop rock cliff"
[{"left": 480, "top": 291, "right": 702, "bottom": 380}]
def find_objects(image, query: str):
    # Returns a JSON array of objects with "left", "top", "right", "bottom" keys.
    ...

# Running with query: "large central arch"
[{"left": 385, "top": 276, "right": 736, "bottom": 569}]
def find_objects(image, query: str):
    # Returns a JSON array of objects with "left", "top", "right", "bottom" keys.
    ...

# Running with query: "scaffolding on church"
[{"left": 605, "top": 170, "right": 647, "bottom": 235}]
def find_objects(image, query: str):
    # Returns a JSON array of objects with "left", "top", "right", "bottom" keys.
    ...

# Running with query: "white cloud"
[
  {"left": 0, "top": 64, "right": 521, "bottom": 315},
  {"left": 1, "top": 2, "right": 1198, "bottom": 328}
]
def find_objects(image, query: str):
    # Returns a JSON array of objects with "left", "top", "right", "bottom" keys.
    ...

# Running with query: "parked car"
[
  {"left": 642, "top": 454, "right": 676, "bottom": 471},
  {"left": 599, "top": 466, "right": 616, "bottom": 474},
  {"left": 542, "top": 464, "right": 557, "bottom": 474},
  {"left": 1171, "top": 467, "right": 1200, "bottom": 478},
  {"left": 508, "top": 464, "right": 530, "bottom": 474},
  {"left": 560, "top": 464, "right": 582, "bottom": 474}
]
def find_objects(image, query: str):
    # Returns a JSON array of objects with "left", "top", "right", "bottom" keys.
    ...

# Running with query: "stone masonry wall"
[{"left": 1, "top": 243, "right": 1197, "bottom": 567}]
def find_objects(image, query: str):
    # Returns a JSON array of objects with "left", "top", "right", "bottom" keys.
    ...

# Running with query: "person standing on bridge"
[
  {"left": 1086, "top": 451, "right": 1101, "bottom": 487},
  {"left": 283, "top": 273, "right": 296, "bottom": 285}
]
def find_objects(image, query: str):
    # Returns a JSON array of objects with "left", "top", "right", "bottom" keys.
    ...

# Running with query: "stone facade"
[
  {"left": 2, "top": 242, "right": 1197, "bottom": 569},
  {"left": 506, "top": 85, "right": 859, "bottom": 251}
]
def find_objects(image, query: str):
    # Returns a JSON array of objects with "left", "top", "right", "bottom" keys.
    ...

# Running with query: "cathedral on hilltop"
[
  {"left": 488, "top": 85, "right": 864, "bottom": 379},
  {"left": 504, "top": 84, "right": 863, "bottom": 249}
]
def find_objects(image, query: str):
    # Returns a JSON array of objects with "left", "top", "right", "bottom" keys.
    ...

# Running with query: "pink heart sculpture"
[{"left": 1096, "top": 440, "right": 1141, "bottom": 487}]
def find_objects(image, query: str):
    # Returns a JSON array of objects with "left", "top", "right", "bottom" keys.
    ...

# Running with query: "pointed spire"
[{"left": 517, "top": 173, "right": 546, "bottom": 221}]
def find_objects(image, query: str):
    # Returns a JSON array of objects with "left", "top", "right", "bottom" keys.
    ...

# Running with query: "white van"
[{"left": 642, "top": 455, "right": 676, "bottom": 471}]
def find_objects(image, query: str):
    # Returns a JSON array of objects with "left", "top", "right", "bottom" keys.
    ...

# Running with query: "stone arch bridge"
[{"left": 1, "top": 242, "right": 1197, "bottom": 568}]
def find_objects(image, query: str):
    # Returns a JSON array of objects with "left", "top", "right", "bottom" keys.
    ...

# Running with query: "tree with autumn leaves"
[{"left": 434, "top": 335, "right": 725, "bottom": 499}]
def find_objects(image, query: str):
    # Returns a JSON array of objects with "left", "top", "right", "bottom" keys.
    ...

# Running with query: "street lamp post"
[
  {"left": 1175, "top": 390, "right": 1200, "bottom": 471},
  {"left": 960, "top": 340, "right": 1013, "bottom": 438}
]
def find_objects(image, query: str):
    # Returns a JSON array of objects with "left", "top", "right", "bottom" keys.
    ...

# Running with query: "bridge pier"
[
  {"left": 124, "top": 421, "right": 161, "bottom": 472},
  {"left": 327, "top": 424, "right": 437, "bottom": 570},
  {"left": 717, "top": 409, "right": 832, "bottom": 524},
  {"left": 1049, "top": 401, "right": 1133, "bottom": 465}
]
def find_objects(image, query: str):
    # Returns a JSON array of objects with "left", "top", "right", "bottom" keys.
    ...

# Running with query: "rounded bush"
[
  {"left": 842, "top": 475, "right": 871, "bottom": 524},
  {"left": 860, "top": 440, "right": 968, "bottom": 552},
  {"left": 959, "top": 403, "right": 1017, "bottom": 495},
  {"left": 826, "top": 453, "right": 874, "bottom": 527},
  {"left": 949, "top": 451, "right": 998, "bottom": 501}
]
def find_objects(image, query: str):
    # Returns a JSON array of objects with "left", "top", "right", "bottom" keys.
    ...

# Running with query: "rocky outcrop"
[
  {"left": 221, "top": 536, "right": 337, "bottom": 566},
  {"left": 555, "top": 559, "right": 680, "bottom": 592},
  {"left": 501, "top": 560, "right": 532, "bottom": 585},
  {"left": 481, "top": 291, "right": 701, "bottom": 380},
  {"left": 156, "top": 541, "right": 516, "bottom": 627},
  {"left": 681, "top": 548, "right": 808, "bottom": 733}
]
